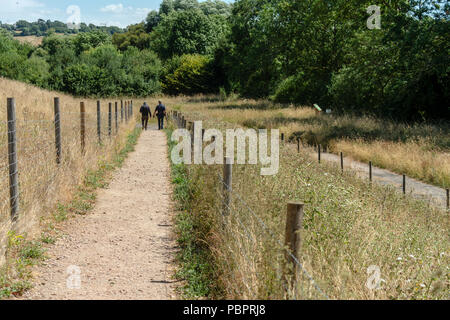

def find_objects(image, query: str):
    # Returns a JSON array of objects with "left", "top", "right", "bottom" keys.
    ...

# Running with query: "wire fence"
[
  {"left": 168, "top": 111, "right": 329, "bottom": 300},
  {"left": 0, "top": 97, "right": 136, "bottom": 261}
]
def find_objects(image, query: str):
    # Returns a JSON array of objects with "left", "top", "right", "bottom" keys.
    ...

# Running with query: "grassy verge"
[
  {"left": 0, "top": 126, "right": 141, "bottom": 299},
  {"left": 165, "top": 125, "right": 221, "bottom": 299},
  {"left": 162, "top": 115, "right": 448, "bottom": 300}
]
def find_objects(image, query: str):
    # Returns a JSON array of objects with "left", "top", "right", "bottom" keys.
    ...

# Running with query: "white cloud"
[
  {"left": 100, "top": 4, "right": 124, "bottom": 14},
  {"left": 100, "top": 4, "right": 151, "bottom": 16}
]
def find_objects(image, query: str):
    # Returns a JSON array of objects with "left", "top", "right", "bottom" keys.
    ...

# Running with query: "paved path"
[
  {"left": 20, "top": 125, "right": 178, "bottom": 300},
  {"left": 318, "top": 151, "right": 448, "bottom": 209}
]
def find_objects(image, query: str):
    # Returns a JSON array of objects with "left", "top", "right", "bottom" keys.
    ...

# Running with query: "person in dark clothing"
[
  {"left": 154, "top": 101, "right": 166, "bottom": 130},
  {"left": 140, "top": 102, "right": 151, "bottom": 130}
]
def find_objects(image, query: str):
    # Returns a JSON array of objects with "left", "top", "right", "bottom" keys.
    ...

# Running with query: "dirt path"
[
  {"left": 20, "top": 125, "right": 178, "bottom": 300},
  {"left": 317, "top": 151, "right": 448, "bottom": 209}
]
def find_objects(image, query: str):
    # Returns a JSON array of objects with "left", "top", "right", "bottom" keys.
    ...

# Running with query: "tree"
[
  {"left": 145, "top": 11, "right": 162, "bottom": 32},
  {"left": 113, "top": 23, "right": 151, "bottom": 51},
  {"left": 73, "top": 31, "right": 110, "bottom": 55},
  {"left": 162, "top": 54, "right": 216, "bottom": 94},
  {"left": 150, "top": 9, "right": 227, "bottom": 59}
]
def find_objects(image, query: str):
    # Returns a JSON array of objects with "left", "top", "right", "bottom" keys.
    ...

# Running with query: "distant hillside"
[{"left": 0, "top": 19, "right": 123, "bottom": 37}]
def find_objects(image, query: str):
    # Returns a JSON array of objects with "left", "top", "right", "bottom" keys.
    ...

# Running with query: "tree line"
[
  {"left": 0, "top": 0, "right": 448, "bottom": 120},
  {"left": 0, "top": 19, "right": 123, "bottom": 37}
]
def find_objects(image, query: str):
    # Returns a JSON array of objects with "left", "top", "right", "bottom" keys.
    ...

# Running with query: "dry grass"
[
  {"left": 160, "top": 95, "right": 449, "bottom": 188},
  {"left": 0, "top": 77, "right": 141, "bottom": 265},
  {"left": 162, "top": 96, "right": 449, "bottom": 300},
  {"left": 13, "top": 36, "right": 44, "bottom": 47},
  {"left": 169, "top": 115, "right": 449, "bottom": 300}
]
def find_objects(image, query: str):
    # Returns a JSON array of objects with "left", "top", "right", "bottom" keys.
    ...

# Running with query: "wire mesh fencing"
[
  {"left": 0, "top": 98, "right": 136, "bottom": 261},
  {"left": 167, "top": 112, "right": 329, "bottom": 300}
]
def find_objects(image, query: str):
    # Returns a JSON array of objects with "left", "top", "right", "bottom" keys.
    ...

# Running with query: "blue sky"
[{"left": 1, "top": 0, "right": 233, "bottom": 28}]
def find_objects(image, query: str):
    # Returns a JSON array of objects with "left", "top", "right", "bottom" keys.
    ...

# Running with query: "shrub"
[{"left": 162, "top": 54, "right": 216, "bottom": 95}]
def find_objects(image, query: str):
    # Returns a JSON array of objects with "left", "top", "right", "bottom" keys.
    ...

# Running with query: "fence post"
[
  {"left": 284, "top": 202, "right": 304, "bottom": 287},
  {"left": 97, "top": 101, "right": 101, "bottom": 144},
  {"left": 223, "top": 156, "right": 232, "bottom": 217},
  {"left": 121, "top": 100, "right": 124, "bottom": 123},
  {"left": 125, "top": 101, "right": 128, "bottom": 122},
  {"left": 80, "top": 101, "right": 86, "bottom": 154},
  {"left": 318, "top": 144, "right": 321, "bottom": 163},
  {"left": 188, "top": 121, "right": 194, "bottom": 147},
  {"left": 115, "top": 102, "right": 118, "bottom": 133},
  {"left": 340, "top": 152, "right": 344, "bottom": 172},
  {"left": 54, "top": 97, "right": 61, "bottom": 165},
  {"left": 297, "top": 138, "right": 300, "bottom": 153},
  {"left": 131, "top": 100, "right": 133, "bottom": 117},
  {"left": 403, "top": 175, "right": 406, "bottom": 195},
  {"left": 446, "top": 189, "right": 449, "bottom": 210},
  {"left": 281, "top": 133, "right": 284, "bottom": 142},
  {"left": 369, "top": 161, "right": 372, "bottom": 183},
  {"left": 7, "top": 98, "right": 19, "bottom": 222},
  {"left": 108, "top": 102, "right": 112, "bottom": 137}
]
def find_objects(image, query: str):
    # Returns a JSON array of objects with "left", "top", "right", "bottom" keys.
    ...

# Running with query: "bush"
[{"left": 162, "top": 54, "right": 216, "bottom": 95}]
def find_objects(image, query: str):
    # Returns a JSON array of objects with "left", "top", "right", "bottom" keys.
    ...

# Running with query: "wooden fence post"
[
  {"left": 121, "top": 100, "right": 124, "bottom": 123},
  {"left": 115, "top": 102, "right": 118, "bottom": 133},
  {"left": 284, "top": 202, "right": 304, "bottom": 287},
  {"left": 340, "top": 152, "right": 344, "bottom": 172},
  {"left": 223, "top": 156, "right": 232, "bottom": 217},
  {"left": 318, "top": 144, "right": 321, "bottom": 163},
  {"left": 403, "top": 175, "right": 406, "bottom": 195},
  {"left": 54, "top": 97, "right": 61, "bottom": 165},
  {"left": 7, "top": 98, "right": 19, "bottom": 221},
  {"left": 446, "top": 189, "right": 449, "bottom": 210},
  {"left": 281, "top": 133, "right": 284, "bottom": 142},
  {"left": 125, "top": 101, "right": 128, "bottom": 122},
  {"left": 97, "top": 101, "right": 101, "bottom": 144},
  {"left": 80, "top": 102, "right": 86, "bottom": 154},
  {"left": 188, "top": 121, "right": 194, "bottom": 150},
  {"left": 108, "top": 102, "right": 112, "bottom": 137},
  {"left": 297, "top": 138, "right": 300, "bottom": 153},
  {"left": 369, "top": 161, "right": 373, "bottom": 183}
]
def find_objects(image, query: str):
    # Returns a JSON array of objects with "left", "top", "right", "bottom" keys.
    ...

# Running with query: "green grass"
[{"left": 165, "top": 127, "right": 220, "bottom": 299}]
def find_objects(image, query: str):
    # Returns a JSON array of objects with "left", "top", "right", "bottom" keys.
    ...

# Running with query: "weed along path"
[{"left": 20, "top": 125, "right": 177, "bottom": 300}]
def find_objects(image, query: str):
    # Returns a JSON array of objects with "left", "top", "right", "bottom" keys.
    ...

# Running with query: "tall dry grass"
[
  {"left": 161, "top": 95, "right": 449, "bottom": 188},
  {"left": 174, "top": 116, "right": 449, "bottom": 300},
  {"left": 0, "top": 78, "right": 140, "bottom": 265}
]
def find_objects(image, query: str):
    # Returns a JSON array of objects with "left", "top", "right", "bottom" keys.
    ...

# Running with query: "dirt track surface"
[{"left": 20, "top": 125, "right": 178, "bottom": 300}]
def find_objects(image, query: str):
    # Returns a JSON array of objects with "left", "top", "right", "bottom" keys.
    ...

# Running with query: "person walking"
[
  {"left": 154, "top": 100, "right": 166, "bottom": 130},
  {"left": 139, "top": 102, "right": 151, "bottom": 130}
]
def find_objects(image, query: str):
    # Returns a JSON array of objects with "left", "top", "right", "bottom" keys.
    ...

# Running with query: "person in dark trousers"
[
  {"left": 139, "top": 102, "right": 151, "bottom": 130},
  {"left": 154, "top": 101, "right": 166, "bottom": 130}
]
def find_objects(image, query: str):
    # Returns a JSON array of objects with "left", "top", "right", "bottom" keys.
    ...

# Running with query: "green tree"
[
  {"left": 112, "top": 23, "right": 151, "bottom": 51},
  {"left": 162, "top": 54, "right": 216, "bottom": 95},
  {"left": 150, "top": 9, "right": 227, "bottom": 59}
]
